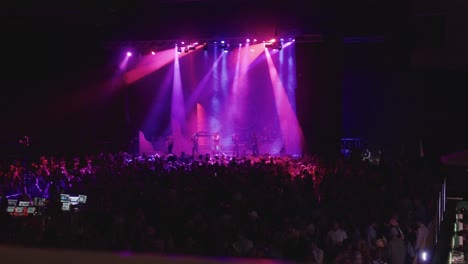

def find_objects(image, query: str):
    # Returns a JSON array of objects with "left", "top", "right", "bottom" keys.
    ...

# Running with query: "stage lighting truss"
[{"left": 106, "top": 36, "right": 300, "bottom": 56}]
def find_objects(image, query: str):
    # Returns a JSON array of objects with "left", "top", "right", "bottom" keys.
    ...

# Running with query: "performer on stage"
[
  {"left": 213, "top": 132, "right": 220, "bottom": 154},
  {"left": 279, "top": 143, "right": 286, "bottom": 156},
  {"left": 232, "top": 133, "right": 240, "bottom": 157},
  {"left": 251, "top": 133, "right": 259, "bottom": 156},
  {"left": 166, "top": 135, "right": 174, "bottom": 155},
  {"left": 191, "top": 132, "right": 199, "bottom": 156}
]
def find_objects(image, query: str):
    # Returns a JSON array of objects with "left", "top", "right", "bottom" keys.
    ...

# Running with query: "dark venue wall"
[
  {"left": 295, "top": 36, "right": 344, "bottom": 158},
  {"left": 342, "top": 40, "right": 415, "bottom": 154}
]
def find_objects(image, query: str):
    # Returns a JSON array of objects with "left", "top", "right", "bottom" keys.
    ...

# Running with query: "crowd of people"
[{"left": 0, "top": 148, "right": 440, "bottom": 264}]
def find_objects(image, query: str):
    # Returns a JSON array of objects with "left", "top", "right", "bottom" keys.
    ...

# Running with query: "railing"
[
  {"left": 435, "top": 177, "right": 448, "bottom": 244},
  {"left": 424, "top": 176, "right": 448, "bottom": 263}
]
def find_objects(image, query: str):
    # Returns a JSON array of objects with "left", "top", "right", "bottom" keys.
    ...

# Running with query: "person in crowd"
[
  {"left": 29, "top": 177, "right": 43, "bottom": 198},
  {"left": 387, "top": 225, "right": 406, "bottom": 264},
  {"left": 20, "top": 185, "right": 32, "bottom": 201},
  {"left": 306, "top": 240, "right": 324, "bottom": 264},
  {"left": 334, "top": 238, "right": 353, "bottom": 264},
  {"left": 353, "top": 239, "right": 371, "bottom": 264},
  {"left": 413, "top": 218, "right": 428, "bottom": 264},
  {"left": 366, "top": 218, "right": 379, "bottom": 249},
  {"left": 231, "top": 233, "right": 254, "bottom": 257},
  {"left": 326, "top": 220, "right": 348, "bottom": 260}
]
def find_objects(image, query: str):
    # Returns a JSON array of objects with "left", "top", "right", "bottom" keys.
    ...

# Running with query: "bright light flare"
[
  {"left": 126, "top": 52, "right": 132, "bottom": 57},
  {"left": 421, "top": 251, "right": 428, "bottom": 262}
]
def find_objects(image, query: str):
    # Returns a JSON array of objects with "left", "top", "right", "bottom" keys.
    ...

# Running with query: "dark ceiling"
[{"left": 1, "top": 0, "right": 408, "bottom": 42}]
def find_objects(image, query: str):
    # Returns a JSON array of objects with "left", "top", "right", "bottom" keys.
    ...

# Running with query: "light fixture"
[{"left": 265, "top": 40, "right": 282, "bottom": 50}]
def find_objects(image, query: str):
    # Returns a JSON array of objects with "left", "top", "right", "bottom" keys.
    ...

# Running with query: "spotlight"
[
  {"left": 126, "top": 52, "right": 132, "bottom": 57},
  {"left": 246, "top": 38, "right": 250, "bottom": 43},
  {"left": 203, "top": 43, "right": 208, "bottom": 51},
  {"left": 151, "top": 51, "right": 156, "bottom": 55},
  {"left": 177, "top": 46, "right": 182, "bottom": 53},
  {"left": 184, "top": 47, "right": 189, "bottom": 53}
]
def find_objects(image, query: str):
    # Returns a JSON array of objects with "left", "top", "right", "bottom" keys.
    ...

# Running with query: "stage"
[{"left": 121, "top": 39, "right": 303, "bottom": 157}]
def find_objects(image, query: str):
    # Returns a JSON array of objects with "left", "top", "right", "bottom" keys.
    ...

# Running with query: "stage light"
[
  {"left": 151, "top": 51, "right": 156, "bottom": 55},
  {"left": 184, "top": 47, "right": 189, "bottom": 53},
  {"left": 246, "top": 38, "right": 250, "bottom": 43},
  {"left": 265, "top": 39, "right": 282, "bottom": 50},
  {"left": 203, "top": 43, "right": 208, "bottom": 51},
  {"left": 219, "top": 41, "right": 228, "bottom": 52},
  {"left": 126, "top": 52, "right": 132, "bottom": 57},
  {"left": 177, "top": 46, "right": 182, "bottom": 53}
]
